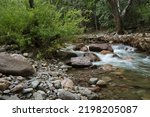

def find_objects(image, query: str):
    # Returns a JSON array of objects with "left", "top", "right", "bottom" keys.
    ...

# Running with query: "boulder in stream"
[
  {"left": 66, "top": 56, "right": 92, "bottom": 68},
  {"left": 89, "top": 43, "right": 113, "bottom": 52}
]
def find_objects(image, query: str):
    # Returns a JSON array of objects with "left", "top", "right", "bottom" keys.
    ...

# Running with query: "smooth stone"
[
  {"left": 96, "top": 80, "right": 107, "bottom": 86},
  {"left": 100, "top": 50, "right": 112, "bottom": 55},
  {"left": 61, "top": 78, "right": 74, "bottom": 90},
  {"left": 3, "top": 90, "right": 10, "bottom": 94},
  {"left": 37, "top": 90, "right": 47, "bottom": 99},
  {"left": 89, "top": 43, "right": 113, "bottom": 52},
  {"left": 0, "top": 53, "right": 35, "bottom": 76},
  {"left": 23, "top": 88, "right": 33, "bottom": 93},
  {"left": 0, "top": 79, "right": 11, "bottom": 91},
  {"left": 16, "top": 76, "right": 25, "bottom": 81},
  {"left": 31, "top": 80, "right": 40, "bottom": 88},
  {"left": 33, "top": 92, "right": 43, "bottom": 100},
  {"left": 78, "top": 87, "right": 92, "bottom": 96},
  {"left": 73, "top": 43, "right": 85, "bottom": 51},
  {"left": 84, "top": 53, "right": 101, "bottom": 62},
  {"left": 67, "top": 56, "right": 92, "bottom": 68},
  {"left": 58, "top": 89, "right": 80, "bottom": 100},
  {"left": 23, "top": 53, "right": 29, "bottom": 57},
  {"left": 89, "top": 78, "right": 98, "bottom": 85},
  {"left": 11, "top": 83, "right": 24, "bottom": 93},
  {"left": 53, "top": 80, "right": 61, "bottom": 89}
]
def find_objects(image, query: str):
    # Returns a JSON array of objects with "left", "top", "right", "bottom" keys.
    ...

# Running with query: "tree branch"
[{"left": 121, "top": 0, "right": 133, "bottom": 18}]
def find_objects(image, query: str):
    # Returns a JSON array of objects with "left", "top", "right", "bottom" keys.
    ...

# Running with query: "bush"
[{"left": 0, "top": 0, "right": 84, "bottom": 55}]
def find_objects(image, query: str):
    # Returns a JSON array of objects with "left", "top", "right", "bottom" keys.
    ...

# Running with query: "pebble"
[
  {"left": 96, "top": 80, "right": 107, "bottom": 86},
  {"left": 57, "top": 89, "right": 80, "bottom": 100},
  {"left": 23, "top": 53, "right": 29, "bottom": 57},
  {"left": 11, "top": 83, "right": 24, "bottom": 93},
  {"left": 33, "top": 92, "right": 43, "bottom": 100},
  {"left": 61, "top": 78, "right": 74, "bottom": 90},
  {"left": 53, "top": 80, "right": 61, "bottom": 89},
  {"left": 89, "top": 78, "right": 98, "bottom": 85},
  {"left": 37, "top": 90, "right": 47, "bottom": 99},
  {"left": 0, "top": 79, "right": 11, "bottom": 91},
  {"left": 17, "top": 76, "right": 25, "bottom": 81},
  {"left": 23, "top": 88, "right": 34, "bottom": 93},
  {"left": 31, "top": 80, "right": 40, "bottom": 88},
  {"left": 78, "top": 87, "right": 92, "bottom": 96},
  {"left": 3, "top": 90, "right": 10, "bottom": 94}
]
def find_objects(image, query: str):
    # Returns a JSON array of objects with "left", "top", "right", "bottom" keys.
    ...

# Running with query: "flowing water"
[{"left": 62, "top": 44, "right": 150, "bottom": 99}]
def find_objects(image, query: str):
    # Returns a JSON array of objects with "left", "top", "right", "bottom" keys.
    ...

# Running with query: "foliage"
[{"left": 0, "top": 0, "right": 84, "bottom": 55}]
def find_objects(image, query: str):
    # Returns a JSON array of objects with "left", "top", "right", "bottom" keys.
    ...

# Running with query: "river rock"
[
  {"left": 89, "top": 78, "right": 98, "bottom": 85},
  {"left": 31, "top": 80, "right": 40, "bottom": 88},
  {"left": 78, "top": 87, "right": 92, "bottom": 96},
  {"left": 53, "top": 80, "right": 61, "bottom": 89},
  {"left": 16, "top": 76, "right": 25, "bottom": 81},
  {"left": 84, "top": 53, "right": 101, "bottom": 62},
  {"left": 0, "top": 79, "right": 11, "bottom": 91},
  {"left": 100, "top": 50, "right": 112, "bottom": 55},
  {"left": 66, "top": 56, "right": 92, "bottom": 68},
  {"left": 61, "top": 78, "right": 74, "bottom": 90},
  {"left": 0, "top": 53, "right": 35, "bottom": 76},
  {"left": 89, "top": 43, "right": 113, "bottom": 52},
  {"left": 33, "top": 92, "right": 44, "bottom": 100},
  {"left": 80, "top": 46, "right": 88, "bottom": 52},
  {"left": 23, "top": 88, "right": 33, "bottom": 93},
  {"left": 57, "top": 89, "right": 80, "bottom": 100},
  {"left": 37, "top": 90, "right": 47, "bottom": 99},
  {"left": 11, "top": 83, "right": 24, "bottom": 93},
  {"left": 96, "top": 80, "right": 107, "bottom": 86},
  {"left": 73, "top": 43, "right": 85, "bottom": 50}
]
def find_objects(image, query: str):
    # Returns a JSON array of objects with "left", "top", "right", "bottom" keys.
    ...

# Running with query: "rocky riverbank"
[
  {"left": 78, "top": 33, "right": 150, "bottom": 53},
  {"left": 0, "top": 33, "right": 150, "bottom": 100},
  {"left": 0, "top": 49, "right": 102, "bottom": 100}
]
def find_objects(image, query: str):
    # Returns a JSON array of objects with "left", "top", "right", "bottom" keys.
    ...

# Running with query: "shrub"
[{"left": 0, "top": 0, "right": 84, "bottom": 55}]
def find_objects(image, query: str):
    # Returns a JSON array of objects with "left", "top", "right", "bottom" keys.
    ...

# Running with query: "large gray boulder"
[
  {"left": 89, "top": 43, "right": 113, "bottom": 52},
  {"left": 0, "top": 53, "right": 35, "bottom": 76},
  {"left": 66, "top": 56, "right": 92, "bottom": 68}
]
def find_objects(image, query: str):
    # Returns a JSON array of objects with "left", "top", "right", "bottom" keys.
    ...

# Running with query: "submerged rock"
[{"left": 0, "top": 53, "right": 35, "bottom": 76}]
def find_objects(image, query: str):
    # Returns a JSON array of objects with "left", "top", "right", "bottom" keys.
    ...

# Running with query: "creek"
[{"left": 62, "top": 44, "right": 150, "bottom": 99}]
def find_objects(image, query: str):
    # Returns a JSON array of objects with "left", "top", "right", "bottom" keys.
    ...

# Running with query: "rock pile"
[{"left": 0, "top": 52, "right": 100, "bottom": 100}]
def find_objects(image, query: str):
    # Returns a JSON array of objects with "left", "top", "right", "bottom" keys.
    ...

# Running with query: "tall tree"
[{"left": 107, "top": 0, "right": 133, "bottom": 34}]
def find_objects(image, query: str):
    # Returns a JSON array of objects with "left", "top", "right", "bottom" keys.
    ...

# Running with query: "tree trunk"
[
  {"left": 107, "top": 0, "right": 124, "bottom": 34},
  {"left": 29, "top": 0, "right": 34, "bottom": 8},
  {"left": 107, "top": 0, "right": 133, "bottom": 34},
  {"left": 115, "top": 12, "right": 124, "bottom": 34}
]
